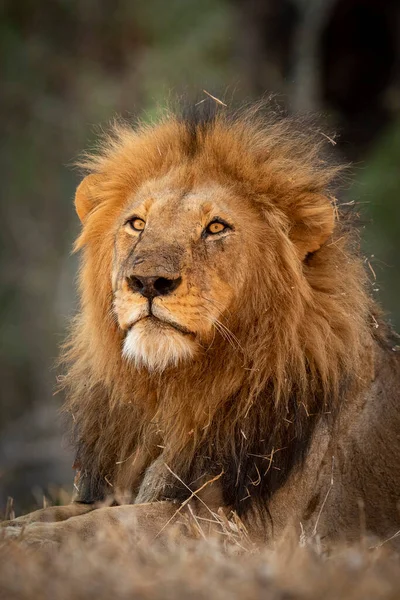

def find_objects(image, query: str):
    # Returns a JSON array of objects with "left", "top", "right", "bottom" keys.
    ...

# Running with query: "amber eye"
[
  {"left": 205, "top": 220, "right": 231, "bottom": 236},
  {"left": 127, "top": 217, "right": 146, "bottom": 232}
]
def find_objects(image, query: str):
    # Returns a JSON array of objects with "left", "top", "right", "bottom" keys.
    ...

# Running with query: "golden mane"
[{"left": 62, "top": 102, "right": 379, "bottom": 514}]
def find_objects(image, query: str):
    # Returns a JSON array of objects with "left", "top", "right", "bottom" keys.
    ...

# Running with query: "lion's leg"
[
  {"left": 1, "top": 502, "right": 184, "bottom": 546},
  {"left": 1, "top": 502, "right": 95, "bottom": 528}
]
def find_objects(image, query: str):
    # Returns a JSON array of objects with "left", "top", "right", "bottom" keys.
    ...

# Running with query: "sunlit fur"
[{"left": 61, "top": 101, "right": 384, "bottom": 515}]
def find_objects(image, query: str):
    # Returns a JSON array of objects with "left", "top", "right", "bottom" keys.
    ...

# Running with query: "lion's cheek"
[
  {"left": 113, "top": 287, "right": 148, "bottom": 331},
  {"left": 154, "top": 293, "right": 217, "bottom": 337}
]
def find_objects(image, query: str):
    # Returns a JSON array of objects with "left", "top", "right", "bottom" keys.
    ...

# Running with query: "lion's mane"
[{"left": 62, "top": 102, "right": 381, "bottom": 514}]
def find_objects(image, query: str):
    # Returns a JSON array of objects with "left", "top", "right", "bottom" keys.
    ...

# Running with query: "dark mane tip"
[{"left": 178, "top": 96, "right": 225, "bottom": 156}]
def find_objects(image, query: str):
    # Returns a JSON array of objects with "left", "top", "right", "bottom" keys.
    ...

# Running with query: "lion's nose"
[{"left": 127, "top": 275, "right": 182, "bottom": 299}]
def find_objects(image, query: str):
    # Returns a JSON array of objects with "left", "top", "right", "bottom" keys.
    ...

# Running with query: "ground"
[{"left": 1, "top": 512, "right": 400, "bottom": 600}]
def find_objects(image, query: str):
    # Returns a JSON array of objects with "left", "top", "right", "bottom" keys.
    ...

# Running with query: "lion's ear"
[
  {"left": 75, "top": 174, "right": 102, "bottom": 223},
  {"left": 290, "top": 196, "right": 335, "bottom": 260}
]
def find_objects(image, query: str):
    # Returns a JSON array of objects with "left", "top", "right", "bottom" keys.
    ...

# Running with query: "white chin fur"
[{"left": 122, "top": 319, "right": 197, "bottom": 372}]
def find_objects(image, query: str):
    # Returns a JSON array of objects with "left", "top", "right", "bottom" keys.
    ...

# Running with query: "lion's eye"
[
  {"left": 127, "top": 217, "right": 146, "bottom": 232},
  {"left": 205, "top": 220, "right": 231, "bottom": 236}
]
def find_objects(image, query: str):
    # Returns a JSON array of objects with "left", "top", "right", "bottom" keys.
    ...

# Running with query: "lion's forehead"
[{"left": 130, "top": 178, "right": 237, "bottom": 226}]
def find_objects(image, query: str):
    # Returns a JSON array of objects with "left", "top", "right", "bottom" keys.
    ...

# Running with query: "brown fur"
[{"left": 3, "top": 101, "right": 400, "bottom": 545}]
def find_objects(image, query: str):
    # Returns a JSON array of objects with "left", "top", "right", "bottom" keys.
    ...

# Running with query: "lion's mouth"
[{"left": 129, "top": 315, "right": 194, "bottom": 337}]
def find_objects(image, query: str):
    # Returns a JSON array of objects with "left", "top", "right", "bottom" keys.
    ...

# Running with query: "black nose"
[{"left": 127, "top": 275, "right": 182, "bottom": 299}]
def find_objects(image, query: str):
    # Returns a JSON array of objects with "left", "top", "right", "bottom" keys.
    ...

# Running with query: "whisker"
[
  {"left": 200, "top": 294, "right": 232, "bottom": 318},
  {"left": 205, "top": 322, "right": 217, "bottom": 351},
  {"left": 203, "top": 316, "right": 234, "bottom": 350},
  {"left": 108, "top": 306, "right": 119, "bottom": 326},
  {"left": 214, "top": 321, "right": 237, "bottom": 351},
  {"left": 214, "top": 318, "right": 245, "bottom": 354},
  {"left": 199, "top": 295, "right": 245, "bottom": 354},
  {"left": 215, "top": 323, "right": 236, "bottom": 349},
  {"left": 205, "top": 317, "right": 241, "bottom": 355}
]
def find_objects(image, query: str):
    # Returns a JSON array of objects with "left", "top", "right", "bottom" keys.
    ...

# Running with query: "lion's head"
[
  {"left": 73, "top": 105, "right": 345, "bottom": 378},
  {"left": 66, "top": 102, "right": 374, "bottom": 511}
]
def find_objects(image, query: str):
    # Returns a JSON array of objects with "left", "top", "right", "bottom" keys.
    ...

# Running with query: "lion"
[{"left": 2, "top": 101, "right": 400, "bottom": 547}]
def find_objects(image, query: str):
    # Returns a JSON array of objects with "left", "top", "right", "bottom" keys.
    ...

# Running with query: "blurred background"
[{"left": 1, "top": 0, "right": 399, "bottom": 514}]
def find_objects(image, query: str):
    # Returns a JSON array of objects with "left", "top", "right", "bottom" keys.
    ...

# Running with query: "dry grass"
[{"left": 1, "top": 512, "right": 400, "bottom": 600}]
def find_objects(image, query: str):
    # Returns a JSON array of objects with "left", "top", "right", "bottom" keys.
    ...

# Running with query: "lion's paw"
[
  {"left": 1, "top": 525, "right": 24, "bottom": 539},
  {"left": 0, "top": 519, "right": 24, "bottom": 529},
  {"left": 1, "top": 524, "right": 59, "bottom": 549}
]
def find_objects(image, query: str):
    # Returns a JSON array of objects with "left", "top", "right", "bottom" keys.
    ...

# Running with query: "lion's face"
[{"left": 112, "top": 170, "right": 256, "bottom": 371}]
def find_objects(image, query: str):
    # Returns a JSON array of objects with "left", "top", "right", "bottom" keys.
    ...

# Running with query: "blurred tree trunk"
[{"left": 234, "top": 0, "right": 400, "bottom": 159}]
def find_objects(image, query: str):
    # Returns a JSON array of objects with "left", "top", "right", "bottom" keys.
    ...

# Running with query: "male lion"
[{"left": 3, "top": 102, "right": 400, "bottom": 546}]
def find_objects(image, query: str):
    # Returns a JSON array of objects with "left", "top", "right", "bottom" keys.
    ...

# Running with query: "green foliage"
[
  {"left": 134, "top": 0, "right": 235, "bottom": 111},
  {"left": 352, "top": 119, "right": 400, "bottom": 328}
]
